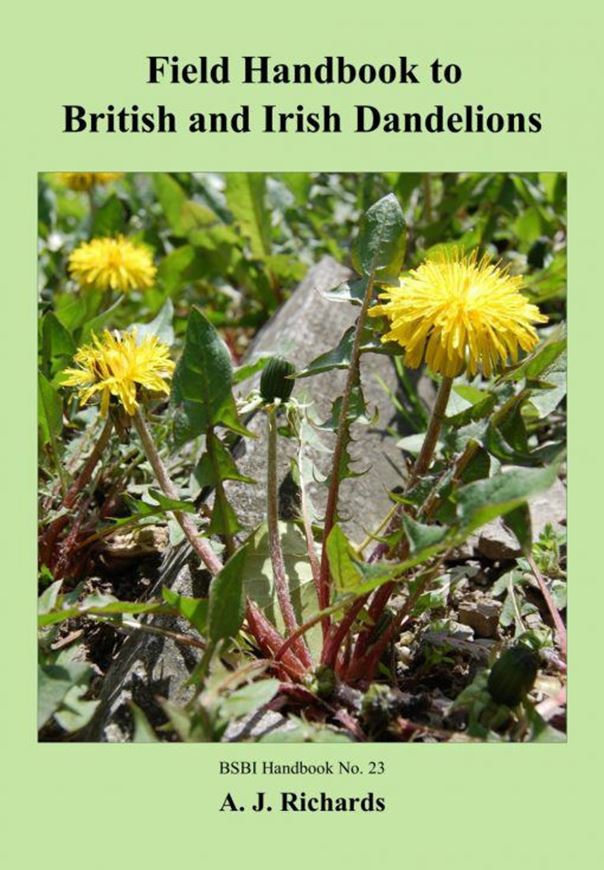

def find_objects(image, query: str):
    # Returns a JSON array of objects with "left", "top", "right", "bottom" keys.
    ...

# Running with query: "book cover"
[{"left": 1, "top": 1, "right": 600, "bottom": 867}]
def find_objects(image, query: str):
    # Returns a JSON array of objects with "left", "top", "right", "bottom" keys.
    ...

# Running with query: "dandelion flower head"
[
  {"left": 57, "top": 172, "right": 123, "bottom": 191},
  {"left": 368, "top": 251, "right": 548, "bottom": 377},
  {"left": 61, "top": 330, "right": 175, "bottom": 416},
  {"left": 68, "top": 236, "right": 156, "bottom": 293}
]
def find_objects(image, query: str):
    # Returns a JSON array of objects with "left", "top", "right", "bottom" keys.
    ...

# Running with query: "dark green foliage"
[
  {"left": 352, "top": 193, "right": 406, "bottom": 281},
  {"left": 208, "top": 546, "right": 247, "bottom": 642}
]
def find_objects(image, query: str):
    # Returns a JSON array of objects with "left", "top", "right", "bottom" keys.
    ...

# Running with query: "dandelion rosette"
[
  {"left": 61, "top": 330, "right": 175, "bottom": 416},
  {"left": 68, "top": 236, "right": 157, "bottom": 293},
  {"left": 368, "top": 251, "right": 548, "bottom": 377},
  {"left": 57, "top": 172, "right": 123, "bottom": 191}
]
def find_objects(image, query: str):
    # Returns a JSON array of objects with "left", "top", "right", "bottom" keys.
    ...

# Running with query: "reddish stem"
[
  {"left": 317, "top": 275, "right": 376, "bottom": 635},
  {"left": 246, "top": 600, "right": 308, "bottom": 682},
  {"left": 321, "top": 597, "right": 368, "bottom": 668},
  {"left": 527, "top": 553, "right": 567, "bottom": 657},
  {"left": 345, "top": 606, "right": 409, "bottom": 686},
  {"left": 345, "top": 564, "right": 440, "bottom": 685},
  {"left": 52, "top": 468, "right": 103, "bottom": 578},
  {"left": 40, "top": 416, "right": 114, "bottom": 566},
  {"left": 63, "top": 416, "right": 114, "bottom": 510},
  {"left": 336, "top": 378, "right": 453, "bottom": 675}
]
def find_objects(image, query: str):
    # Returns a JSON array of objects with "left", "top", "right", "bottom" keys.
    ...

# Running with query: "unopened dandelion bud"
[
  {"left": 260, "top": 356, "right": 296, "bottom": 404},
  {"left": 487, "top": 644, "right": 540, "bottom": 708}
]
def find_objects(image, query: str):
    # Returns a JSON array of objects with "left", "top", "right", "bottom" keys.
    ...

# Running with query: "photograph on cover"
[{"left": 37, "top": 172, "right": 566, "bottom": 742}]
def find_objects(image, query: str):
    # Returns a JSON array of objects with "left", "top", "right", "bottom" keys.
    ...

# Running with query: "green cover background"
[{"left": 2, "top": 0, "right": 601, "bottom": 866}]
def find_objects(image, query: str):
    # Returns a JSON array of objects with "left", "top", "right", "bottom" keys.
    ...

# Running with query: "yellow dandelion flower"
[
  {"left": 57, "top": 172, "right": 123, "bottom": 191},
  {"left": 61, "top": 330, "right": 175, "bottom": 416},
  {"left": 68, "top": 236, "right": 156, "bottom": 293},
  {"left": 368, "top": 251, "right": 548, "bottom": 378}
]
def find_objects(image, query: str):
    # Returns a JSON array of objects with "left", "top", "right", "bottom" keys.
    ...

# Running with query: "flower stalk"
[
  {"left": 64, "top": 416, "right": 115, "bottom": 511},
  {"left": 132, "top": 408, "right": 223, "bottom": 576},
  {"left": 266, "top": 407, "right": 312, "bottom": 668},
  {"left": 246, "top": 599, "right": 308, "bottom": 682},
  {"left": 409, "top": 375, "right": 453, "bottom": 482}
]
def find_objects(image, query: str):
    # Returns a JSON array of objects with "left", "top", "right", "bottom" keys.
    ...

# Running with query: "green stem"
[
  {"left": 409, "top": 375, "right": 453, "bottom": 482},
  {"left": 417, "top": 438, "right": 478, "bottom": 520},
  {"left": 267, "top": 408, "right": 312, "bottom": 668},
  {"left": 133, "top": 408, "right": 223, "bottom": 576},
  {"left": 357, "top": 504, "right": 398, "bottom": 557}
]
